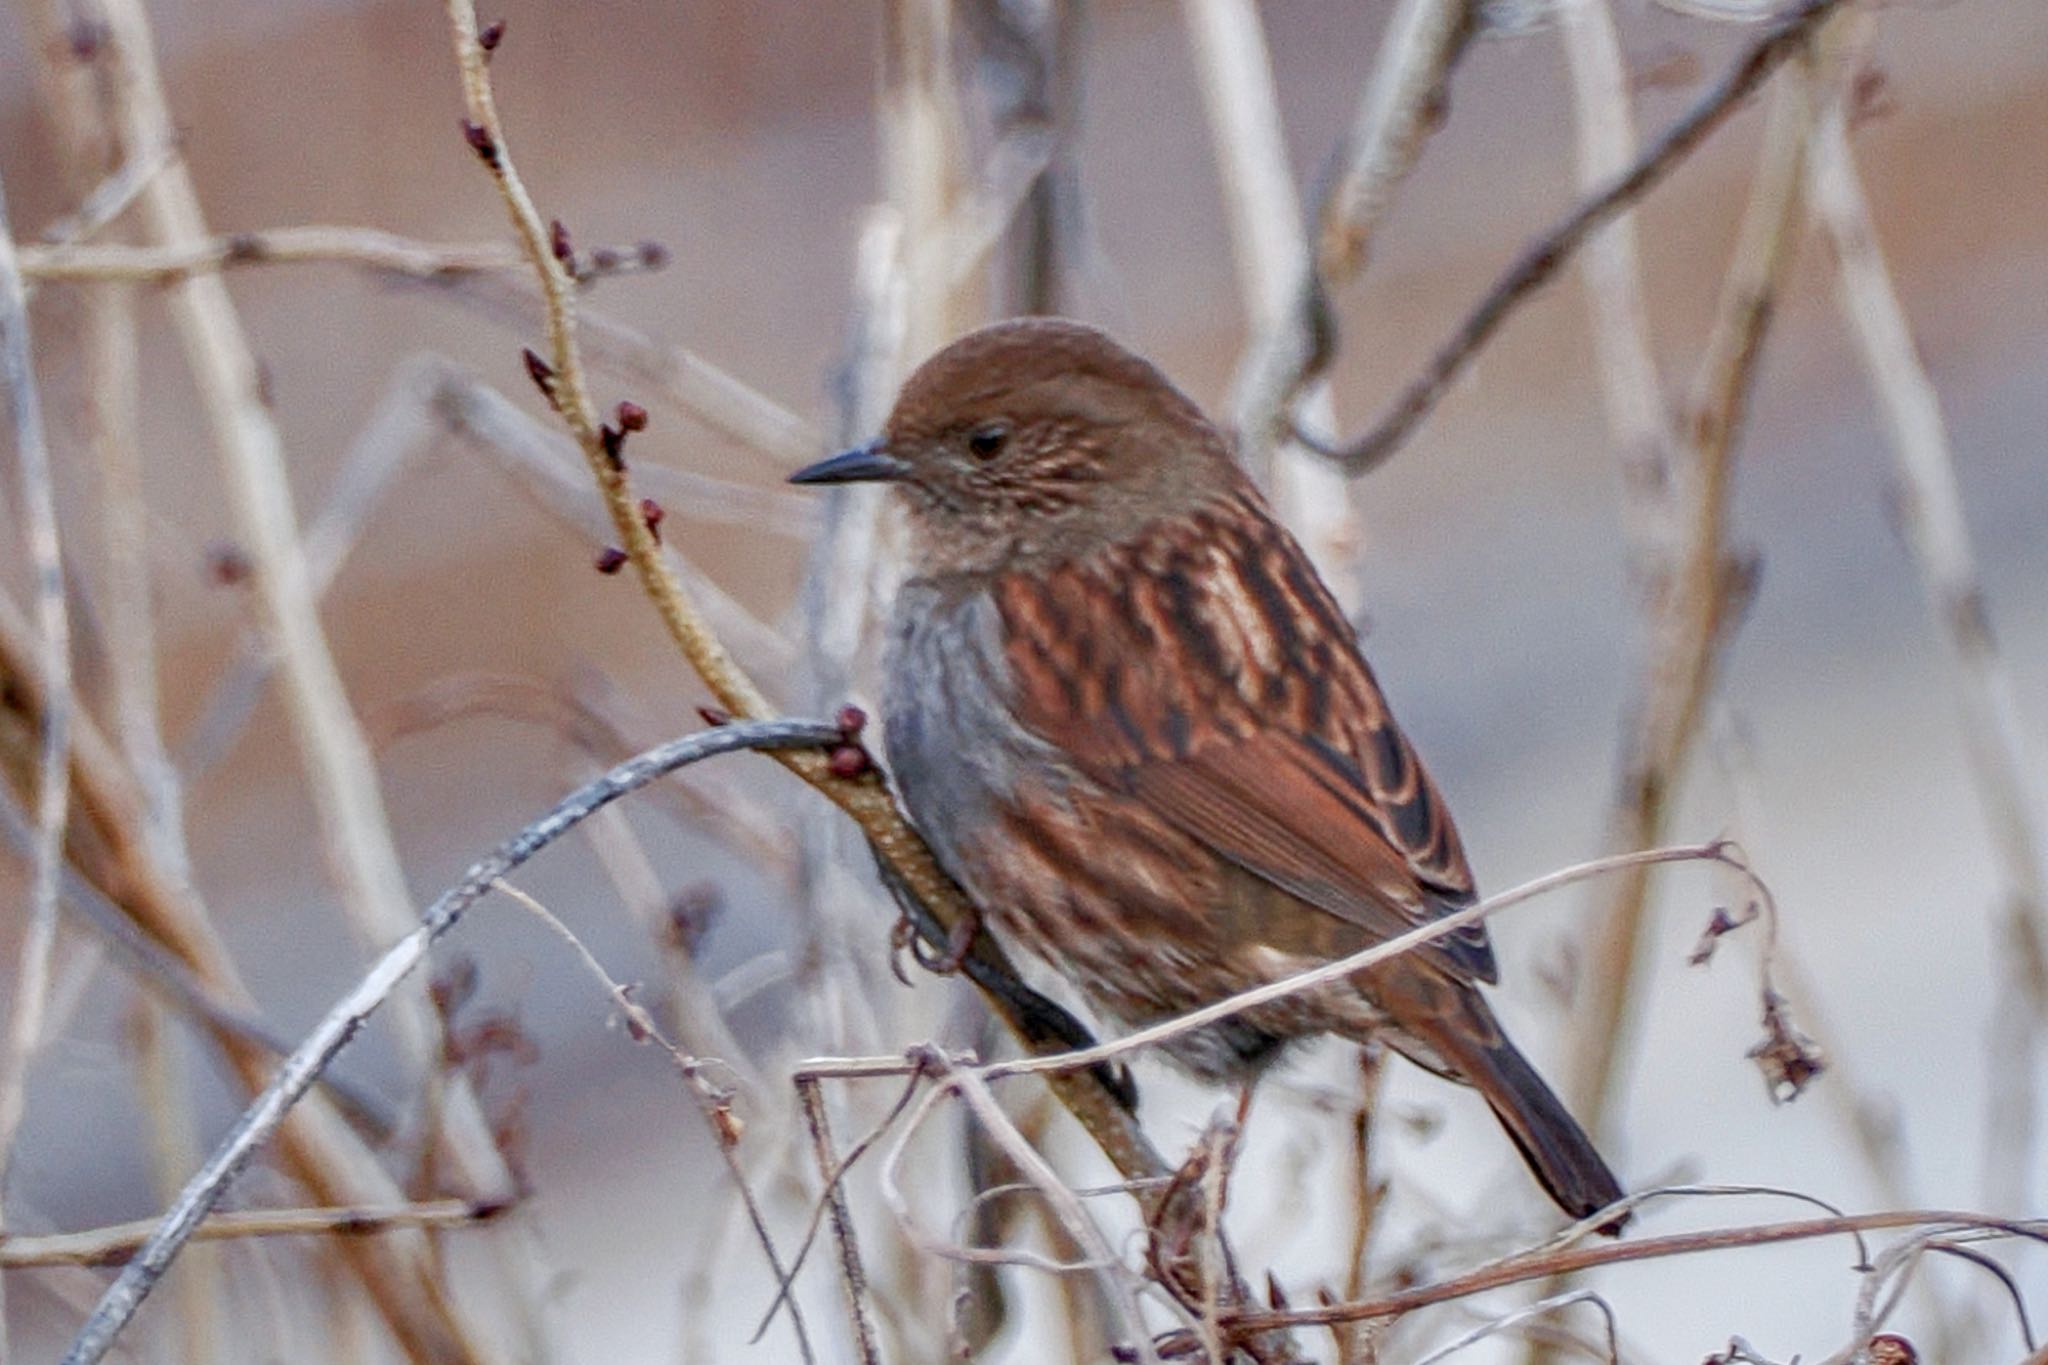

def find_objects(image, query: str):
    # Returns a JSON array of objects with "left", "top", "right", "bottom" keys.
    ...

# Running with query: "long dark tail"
[
  {"left": 1461, "top": 1031, "right": 1628, "bottom": 1233},
  {"left": 1372, "top": 971, "right": 1629, "bottom": 1232}
]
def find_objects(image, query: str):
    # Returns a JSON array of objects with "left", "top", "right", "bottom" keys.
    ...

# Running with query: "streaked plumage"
[{"left": 790, "top": 318, "right": 1626, "bottom": 1225}]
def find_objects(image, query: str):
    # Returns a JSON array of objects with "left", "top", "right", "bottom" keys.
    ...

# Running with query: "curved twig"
[{"left": 59, "top": 718, "right": 843, "bottom": 1365}]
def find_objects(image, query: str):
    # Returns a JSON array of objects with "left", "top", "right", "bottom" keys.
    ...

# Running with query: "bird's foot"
[{"left": 887, "top": 909, "right": 981, "bottom": 980}]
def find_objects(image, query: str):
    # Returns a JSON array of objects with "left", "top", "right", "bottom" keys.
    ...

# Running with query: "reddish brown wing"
[{"left": 994, "top": 491, "right": 1496, "bottom": 983}]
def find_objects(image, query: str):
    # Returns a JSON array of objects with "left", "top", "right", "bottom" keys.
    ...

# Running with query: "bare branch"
[
  {"left": 60, "top": 717, "right": 844, "bottom": 1365},
  {"left": 1226, "top": 1210, "right": 2047, "bottom": 1333},
  {"left": 3, "top": 1198, "right": 511, "bottom": 1270},
  {"left": 1301, "top": 0, "right": 1851, "bottom": 474},
  {"left": 0, "top": 162, "right": 76, "bottom": 1360},
  {"left": 18, "top": 227, "right": 524, "bottom": 283},
  {"left": 1808, "top": 37, "right": 2048, "bottom": 1214}
]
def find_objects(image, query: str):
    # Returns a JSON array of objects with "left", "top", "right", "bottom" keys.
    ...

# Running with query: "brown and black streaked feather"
[{"left": 993, "top": 489, "right": 1496, "bottom": 983}]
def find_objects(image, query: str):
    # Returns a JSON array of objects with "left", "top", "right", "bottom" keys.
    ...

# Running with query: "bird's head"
[{"left": 789, "top": 318, "right": 1238, "bottom": 574}]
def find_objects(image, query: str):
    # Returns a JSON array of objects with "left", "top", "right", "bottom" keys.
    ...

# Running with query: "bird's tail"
[
  {"left": 1460, "top": 1031, "right": 1628, "bottom": 1233},
  {"left": 1369, "top": 973, "right": 1629, "bottom": 1233}
]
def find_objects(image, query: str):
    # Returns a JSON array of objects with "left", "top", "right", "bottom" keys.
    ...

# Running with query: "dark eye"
[{"left": 966, "top": 423, "right": 1009, "bottom": 459}]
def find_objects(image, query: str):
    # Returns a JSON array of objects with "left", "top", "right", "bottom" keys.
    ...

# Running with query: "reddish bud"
[
  {"left": 206, "top": 542, "right": 252, "bottom": 586},
  {"left": 835, "top": 704, "right": 867, "bottom": 736},
  {"left": 477, "top": 18, "right": 505, "bottom": 52},
  {"left": 599, "top": 424, "right": 625, "bottom": 469},
  {"left": 588, "top": 246, "right": 621, "bottom": 273},
  {"left": 827, "top": 743, "right": 872, "bottom": 780},
  {"left": 639, "top": 497, "right": 665, "bottom": 541},
  {"left": 67, "top": 19, "right": 108, "bottom": 61},
  {"left": 460, "top": 120, "right": 497, "bottom": 161},
  {"left": 615, "top": 400, "right": 648, "bottom": 432},
  {"left": 593, "top": 546, "right": 628, "bottom": 575},
  {"left": 521, "top": 347, "right": 558, "bottom": 407},
  {"left": 548, "top": 218, "right": 573, "bottom": 264},
  {"left": 638, "top": 240, "right": 670, "bottom": 270},
  {"left": 696, "top": 706, "right": 732, "bottom": 727}
]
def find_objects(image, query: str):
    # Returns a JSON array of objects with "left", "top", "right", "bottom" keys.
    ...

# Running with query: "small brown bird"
[{"left": 790, "top": 318, "right": 1625, "bottom": 1225}]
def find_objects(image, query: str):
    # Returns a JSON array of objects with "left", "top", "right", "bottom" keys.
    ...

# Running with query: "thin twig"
[
  {"left": 1268, "top": 0, "right": 1475, "bottom": 477},
  {"left": 5, "top": 1198, "right": 511, "bottom": 1270},
  {"left": 59, "top": 718, "right": 843, "bottom": 1365},
  {"left": 986, "top": 842, "right": 1748, "bottom": 1084},
  {"left": 879, "top": 1054, "right": 1162, "bottom": 1365},
  {"left": 1302, "top": 0, "right": 1851, "bottom": 473},
  {"left": 1412, "top": 1289, "right": 1620, "bottom": 1364},
  {"left": 1558, "top": 37, "right": 1828, "bottom": 1128},
  {"left": 128, "top": 1000, "right": 222, "bottom": 1360},
  {"left": 796, "top": 1076, "right": 882, "bottom": 1365},
  {"left": 439, "top": 0, "right": 1165, "bottom": 1202},
  {"left": 403, "top": 274, "right": 823, "bottom": 466},
  {"left": 18, "top": 226, "right": 523, "bottom": 282},
  {"left": 491, "top": 878, "right": 815, "bottom": 1365},
  {"left": 1180, "top": 0, "right": 1360, "bottom": 599},
  {"left": 1807, "top": 43, "right": 2048, "bottom": 1216},
  {"left": 1225, "top": 1211, "right": 2046, "bottom": 1333},
  {"left": 32, "top": 138, "right": 175, "bottom": 247},
  {"left": 15, "top": 10, "right": 496, "bottom": 1352},
  {"left": 0, "top": 163, "right": 74, "bottom": 1363}
]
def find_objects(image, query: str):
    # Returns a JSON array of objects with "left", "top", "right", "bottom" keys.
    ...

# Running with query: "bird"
[{"left": 788, "top": 317, "right": 1626, "bottom": 1227}]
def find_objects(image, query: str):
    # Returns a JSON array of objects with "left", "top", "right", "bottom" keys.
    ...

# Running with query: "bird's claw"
[{"left": 886, "top": 910, "right": 980, "bottom": 980}]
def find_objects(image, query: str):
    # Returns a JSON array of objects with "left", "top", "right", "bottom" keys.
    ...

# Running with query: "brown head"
[{"left": 788, "top": 318, "right": 1242, "bottom": 575}]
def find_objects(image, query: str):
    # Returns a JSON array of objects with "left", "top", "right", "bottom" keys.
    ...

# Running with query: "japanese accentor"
[{"left": 789, "top": 318, "right": 1625, "bottom": 1224}]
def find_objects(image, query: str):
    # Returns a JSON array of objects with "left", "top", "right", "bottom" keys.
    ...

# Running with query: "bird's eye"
[{"left": 966, "top": 423, "right": 1009, "bottom": 459}]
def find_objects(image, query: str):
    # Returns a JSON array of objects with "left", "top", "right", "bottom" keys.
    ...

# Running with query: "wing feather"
[{"left": 994, "top": 492, "right": 1496, "bottom": 982}]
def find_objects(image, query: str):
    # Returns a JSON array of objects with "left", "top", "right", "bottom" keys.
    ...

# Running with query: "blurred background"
[{"left": 0, "top": 0, "right": 2043, "bottom": 1360}]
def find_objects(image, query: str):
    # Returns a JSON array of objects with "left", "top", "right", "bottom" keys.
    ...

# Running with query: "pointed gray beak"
[{"left": 787, "top": 439, "right": 909, "bottom": 486}]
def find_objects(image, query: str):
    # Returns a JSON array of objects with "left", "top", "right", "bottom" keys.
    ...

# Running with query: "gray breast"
[{"left": 882, "top": 577, "right": 1070, "bottom": 877}]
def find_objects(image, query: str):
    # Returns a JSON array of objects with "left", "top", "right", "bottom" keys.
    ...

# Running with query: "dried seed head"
[{"left": 593, "top": 546, "right": 629, "bottom": 575}]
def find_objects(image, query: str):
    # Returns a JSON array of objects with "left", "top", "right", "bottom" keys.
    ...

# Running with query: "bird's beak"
[{"left": 787, "top": 439, "right": 909, "bottom": 486}]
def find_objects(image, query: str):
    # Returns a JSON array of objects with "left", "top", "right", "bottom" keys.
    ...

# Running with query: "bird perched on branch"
[{"left": 789, "top": 318, "right": 1625, "bottom": 1227}]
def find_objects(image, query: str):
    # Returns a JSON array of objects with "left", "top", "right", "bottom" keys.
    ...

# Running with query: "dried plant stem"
[
  {"left": 439, "top": 0, "right": 1164, "bottom": 1194},
  {"left": 5, "top": 1198, "right": 509, "bottom": 1270},
  {"left": 130, "top": 1000, "right": 222, "bottom": 1361},
  {"left": 1556, "top": 0, "right": 1682, "bottom": 561},
  {"left": 0, "top": 578, "right": 485, "bottom": 1362},
  {"left": 83, "top": 0, "right": 444, "bottom": 1035},
  {"left": 1180, "top": 0, "right": 1359, "bottom": 599},
  {"left": 0, "top": 164, "right": 74, "bottom": 1365},
  {"left": 1274, "top": 0, "right": 1473, "bottom": 498},
  {"left": 59, "top": 718, "right": 844, "bottom": 1365},
  {"left": 800, "top": 843, "right": 1747, "bottom": 1089},
  {"left": 408, "top": 274, "right": 823, "bottom": 465},
  {"left": 1807, "top": 67, "right": 2048, "bottom": 1213},
  {"left": 1315, "top": 0, "right": 1473, "bottom": 291},
  {"left": 797, "top": 1077, "right": 882, "bottom": 1365},
  {"left": 491, "top": 879, "right": 814, "bottom": 1365},
  {"left": 1304, "top": 0, "right": 1849, "bottom": 473},
  {"left": 1224, "top": 1210, "right": 2043, "bottom": 1334},
  {"left": 1559, "top": 56, "right": 1822, "bottom": 1131},
  {"left": 17, "top": 227, "right": 521, "bottom": 283}
]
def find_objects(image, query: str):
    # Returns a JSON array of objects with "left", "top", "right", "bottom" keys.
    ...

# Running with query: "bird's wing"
[{"left": 992, "top": 493, "right": 1495, "bottom": 982}]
